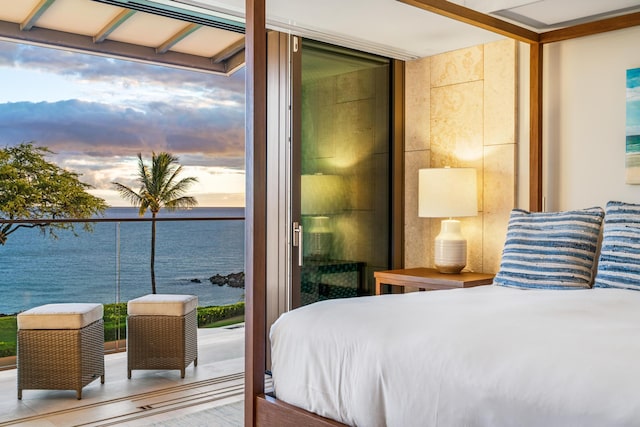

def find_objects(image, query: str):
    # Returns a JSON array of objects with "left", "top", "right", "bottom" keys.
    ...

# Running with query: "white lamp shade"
[
  {"left": 418, "top": 168, "right": 478, "bottom": 218},
  {"left": 301, "top": 174, "right": 346, "bottom": 215}
]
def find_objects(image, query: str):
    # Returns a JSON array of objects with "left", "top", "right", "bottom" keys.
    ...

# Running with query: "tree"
[
  {"left": 0, "top": 142, "right": 108, "bottom": 245},
  {"left": 113, "top": 152, "right": 198, "bottom": 294}
]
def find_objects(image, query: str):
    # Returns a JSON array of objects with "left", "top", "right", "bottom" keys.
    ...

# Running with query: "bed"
[
  {"left": 244, "top": 3, "right": 640, "bottom": 425},
  {"left": 266, "top": 203, "right": 640, "bottom": 426},
  {"left": 270, "top": 285, "right": 640, "bottom": 426}
]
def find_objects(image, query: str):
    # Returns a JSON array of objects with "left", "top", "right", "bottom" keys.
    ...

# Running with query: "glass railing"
[{"left": 0, "top": 207, "right": 245, "bottom": 368}]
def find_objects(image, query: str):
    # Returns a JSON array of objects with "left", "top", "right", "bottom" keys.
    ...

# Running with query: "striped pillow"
[
  {"left": 494, "top": 207, "right": 604, "bottom": 289},
  {"left": 594, "top": 201, "right": 640, "bottom": 290}
]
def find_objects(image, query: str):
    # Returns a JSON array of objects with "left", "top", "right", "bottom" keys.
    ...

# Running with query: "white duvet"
[{"left": 270, "top": 285, "right": 640, "bottom": 427}]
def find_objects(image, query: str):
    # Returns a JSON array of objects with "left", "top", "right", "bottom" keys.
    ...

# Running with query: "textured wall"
[{"left": 404, "top": 39, "right": 517, "bottom": 274}]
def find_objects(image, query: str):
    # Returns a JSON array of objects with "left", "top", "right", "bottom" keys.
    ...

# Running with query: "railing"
[{"left": 0, "top": 210, "right": 245, "bottom": 367}]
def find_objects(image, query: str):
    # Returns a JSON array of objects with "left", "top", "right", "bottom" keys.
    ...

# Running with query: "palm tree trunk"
[{"left": 150, "top": 213, "right": 157, "bottom": 294}]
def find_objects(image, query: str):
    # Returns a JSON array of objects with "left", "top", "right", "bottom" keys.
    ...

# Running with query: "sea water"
[{"left": 0, "top": 207, "right": 245, "bottom": 314}]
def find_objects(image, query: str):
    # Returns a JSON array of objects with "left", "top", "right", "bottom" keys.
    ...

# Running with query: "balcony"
[
  {"left": 0, "top": 326, "right": 245, "bottom": 425},
  {"left": 0, "top": 210, "right": 246, "bottom": 425}
]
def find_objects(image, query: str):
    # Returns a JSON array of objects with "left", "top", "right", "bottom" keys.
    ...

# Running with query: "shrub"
[
  {"left": 197, "top": 302, "right": 245, "bottom": 327},
  {"left": 101, "top": 301, "right": 245, "bottom": 338},
  {"left": 0, "top": 317, "right": 17, "bottom": 358},
  {"left": 103, "top": 302, "right": 127, "bottom": 341},
  {"left": 0, "top": 301, "right": 245, "bottom": 359},
  {"left": 0, "top": 342, "right": 15, "bottom": 358}
]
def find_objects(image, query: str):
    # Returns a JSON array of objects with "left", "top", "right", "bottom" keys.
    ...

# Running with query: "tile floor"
[{"left": 0, "top": 325, "right": 245, "bottom": 427}]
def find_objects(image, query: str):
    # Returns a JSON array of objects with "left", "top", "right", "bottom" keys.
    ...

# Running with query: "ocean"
[{"left": 0, "top": 207, "right": 245, "bottom": 315}]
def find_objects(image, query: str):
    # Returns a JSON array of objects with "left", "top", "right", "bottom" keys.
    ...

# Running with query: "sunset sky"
[{"left": 0, "top": 40, "right": 246, "bottom": 207}]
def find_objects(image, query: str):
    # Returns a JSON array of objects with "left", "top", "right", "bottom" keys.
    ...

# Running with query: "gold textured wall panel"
[{"left": 405, "top": 39, "right": 517, "bottom": 273}]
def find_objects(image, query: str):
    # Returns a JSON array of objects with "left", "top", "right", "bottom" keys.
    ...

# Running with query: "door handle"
[{"left": 293, "top": 221, "right": 303, "bottom": 267}]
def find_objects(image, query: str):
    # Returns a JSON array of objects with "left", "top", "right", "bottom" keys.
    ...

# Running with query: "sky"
[{"left": 0, "top": 40, "right": 246, "bottom": 207}]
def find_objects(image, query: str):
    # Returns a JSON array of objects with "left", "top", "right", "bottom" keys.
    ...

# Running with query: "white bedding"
[{"left": 270, "top": 285, "right": 640, "bottom": 426}]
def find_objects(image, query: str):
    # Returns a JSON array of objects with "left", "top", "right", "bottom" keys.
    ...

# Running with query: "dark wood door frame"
[
  {"left": 246, "top": 2, "right": 640, "bottom": 425},
  {"left": 244, "top": 0, "right": 267, "bottom": 425}
]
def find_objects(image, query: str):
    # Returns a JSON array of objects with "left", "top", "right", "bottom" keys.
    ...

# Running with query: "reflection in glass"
[{"left": 299, "top": 40, "right": 390, "bottom": 306}]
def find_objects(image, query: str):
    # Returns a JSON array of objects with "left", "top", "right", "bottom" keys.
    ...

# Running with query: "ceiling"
[
  {"left": 459, "top": 0, "right": 640, "bottom": 30},
  {"left": 0, "top": 0, "right": 639, "bottom": 73},
  {"left": 0, "top": 0, "right": 246, "bottom": 75},
  {"left": 177, "top": 0, "right": 640, "bottom": 58}
]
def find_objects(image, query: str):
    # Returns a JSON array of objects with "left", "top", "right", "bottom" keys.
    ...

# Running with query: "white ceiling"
[
  {"left": 1, "top": 0, "right": 639, "bottom": 69},
  {"left": 478, "top": 0, "right": 640, "bottom": 30},
  {"left": 174, "top": 0, "right": 640, "bottom": 59},
  {"left": 173, "top": 0, "right": 503, "bottom": 59}
]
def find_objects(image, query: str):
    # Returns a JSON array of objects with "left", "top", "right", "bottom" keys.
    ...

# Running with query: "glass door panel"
[{"left": 293, "top": 39, "right": 391, "bottom": 307}]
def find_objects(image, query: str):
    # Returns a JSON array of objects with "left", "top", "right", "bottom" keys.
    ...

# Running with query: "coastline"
[
  {"left": 0, "top": 271, "right": 245, "bottom": 316},
  {"left": 0, "top": 208, "right": 245, "bottom": 314}
]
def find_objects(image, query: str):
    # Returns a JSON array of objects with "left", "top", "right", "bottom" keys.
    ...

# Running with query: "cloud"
[
  {"left": 0, "top": 98, "right": 245, "bottom": 201},
  {"left": 0, "top": 99, "right": 244, "bottom": 162},
  {"left": 91, "top": 188, "right": 245, "bottom": 208},
  {"left": 55, "top": 153, "right": 245, "bottom": 206},
  {"left": 0, "top": 41, "right": 245, "bottom": 99},
  {"left": 0, "top": 41, "right": 246, "bottom": 207},
  {"left": 0, "top": 42, "right": 18, "bottom": 66}
]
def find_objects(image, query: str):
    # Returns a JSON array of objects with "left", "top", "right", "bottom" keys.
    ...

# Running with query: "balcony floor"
[{"left": 0, "top": 325, "right": 245, "bottom": 426}]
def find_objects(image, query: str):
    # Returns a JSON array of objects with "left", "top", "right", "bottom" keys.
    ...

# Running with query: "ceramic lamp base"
[
  {"left": 434, "top": 219, "right": 467, "bottom": 274},
  {"left": 307, "top": 216, "right": 332, "bottom": 260}
]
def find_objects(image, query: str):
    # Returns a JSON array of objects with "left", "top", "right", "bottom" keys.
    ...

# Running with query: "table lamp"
[
  {"left": 301, "top": 173, "right": 345, "bottom": 259},
  {"left": 418, "top": 167, "right": 478, "bottom": 273}
]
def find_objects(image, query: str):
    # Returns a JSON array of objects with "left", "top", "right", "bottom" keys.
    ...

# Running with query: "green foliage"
[
  {"left": 202, "top": 315, "right": 245, "bottom": 329},
  {"left": 0, "top": 316, "right": 17, "bottom": 358},
  {"left": 197, "top": 302, "right": 245, "bottom": 326},
  {"left": 100, "top": 302, "right": 246, "bottom": 342},
  {"left": 112, "top": 152, "right": 198, "bottom": 216},
  {"left": 112, "top": 152, "right": 198, "bottom": 294},
  {"left": 103, "top": 302, "right": 128, "bottom": 342},
  {"left": 0, "top": 302, "right": 245, "bottom": 359},
  {"left": 0, "top": 142, "right": 108, "bottom": 245}
]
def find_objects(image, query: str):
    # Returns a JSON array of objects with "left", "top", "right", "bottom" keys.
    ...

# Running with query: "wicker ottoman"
[
  {"left": 127, "top": 294, "right": 198, "bottom": 379},
  {"left": 17, "top": 303, "right": 105, "bottom": 400}
]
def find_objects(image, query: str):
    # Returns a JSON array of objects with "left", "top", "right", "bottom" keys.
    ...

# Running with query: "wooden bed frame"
[{"left": 244, "top": 1, "right": 640, "bottom": 425}]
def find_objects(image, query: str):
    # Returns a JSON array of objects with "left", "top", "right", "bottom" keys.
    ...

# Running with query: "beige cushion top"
[
  {"left": 127, "top": 294, "right": 198, "bottom": 316},
  {"left": 17, "top": 303, "right": 103, "bottom": 330}
]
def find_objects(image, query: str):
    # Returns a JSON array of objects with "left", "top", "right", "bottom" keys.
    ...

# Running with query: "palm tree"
[{"left": 113, "top": 152, "right": 198, "bottom": 294}]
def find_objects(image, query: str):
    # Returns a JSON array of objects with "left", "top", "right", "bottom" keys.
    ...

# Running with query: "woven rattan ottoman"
[
  {"left": 127, "top": 294, "right": 198, "bottom": 379},
  {"left": 17, "top": 303, "right": 105, "bottom": 400}
]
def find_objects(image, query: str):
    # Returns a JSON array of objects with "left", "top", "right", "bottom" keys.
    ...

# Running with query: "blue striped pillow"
[
  {"left": 494, "top": 207, "right": 604, "bottom": 289},
  {"left": 594, "top": 201, "right": 640, "bottom": 291}
]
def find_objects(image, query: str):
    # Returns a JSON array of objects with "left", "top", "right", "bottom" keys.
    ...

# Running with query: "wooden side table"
[{"left": 374, "top": 267, "right": 494, "bottom": 295}]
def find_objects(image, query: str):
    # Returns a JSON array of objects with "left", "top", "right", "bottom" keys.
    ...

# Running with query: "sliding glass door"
[{"left": 291, "top": 39, "right": 392, "bottom": 307}]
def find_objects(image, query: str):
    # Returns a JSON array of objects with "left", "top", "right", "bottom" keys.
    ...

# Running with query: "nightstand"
[
  {"left": 374, "top": 267, "right": 494, "bottom": 295},
  {"left": 300, "top": 259, "right": 366, "bottom": 306}
]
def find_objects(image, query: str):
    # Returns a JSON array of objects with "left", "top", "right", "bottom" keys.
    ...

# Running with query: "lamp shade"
[
  {"left": 301, "top": 174, "right": 345, "bottom": 215},
  {"left": 418, "top": 168, "right": 477, "bottom": 218}
]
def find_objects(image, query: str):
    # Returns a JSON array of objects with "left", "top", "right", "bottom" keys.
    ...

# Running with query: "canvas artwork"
[{"left": 626, "top": 67, "right": 640, "bottom": 184}]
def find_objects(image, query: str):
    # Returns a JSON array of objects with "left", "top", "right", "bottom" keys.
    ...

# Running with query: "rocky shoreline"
[{"left": 208, "top": 272, "right": 245, "bottom": 288}]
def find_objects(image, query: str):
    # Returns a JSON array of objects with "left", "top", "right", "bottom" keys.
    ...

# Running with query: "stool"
[
  {"left": 127, "top": 294, "right": 198, "bottom": 379},
  {"left": 17, "top": 303, "right": 105, "bottom": 400}
]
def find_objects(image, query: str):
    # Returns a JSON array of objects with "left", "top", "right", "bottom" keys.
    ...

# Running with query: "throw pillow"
[
  {"left": 494, "top": 207, "right": 604, "bottom": 289},
  {"left": 594, "top": 201, "right": 640, "bottom": 290}
]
